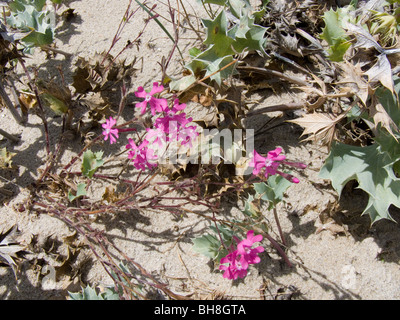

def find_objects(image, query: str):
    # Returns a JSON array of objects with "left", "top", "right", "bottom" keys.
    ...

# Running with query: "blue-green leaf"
[
  {"left": 68, "top": 183, "right": 87, "bottom": 202},
  {"left": 319, "top": 142, "right": 400, "bottom": 223},
  {"left": 254, "top": 175, "right": 292, "bottom": 209}
]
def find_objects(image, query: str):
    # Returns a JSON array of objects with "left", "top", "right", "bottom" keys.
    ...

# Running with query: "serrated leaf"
[
  {"left": 230, "top": 16, "right": 267, "bottom": 54},
  {"left": 327, "top": 39, "right": 351, "bottom": 62},
  {"left": 365, "top": 53, "right": 394, "bottom": 92},
  {"left": 345, "top": 22, "right": 383, "bottom": 52},
  {"left": 226, "top": 0, "right": 252, "bottom": 19},
  {"left": 319, "top": 142, "right": 400, "bottom": 222},
  {"left": 320, "top": 8, "right": 351, "bottom": 61},
  {"left": 6, "top": 0, "right": 55, "bottom": 49},
  {"left": 202, "top": 11, "right": 234, "bottom": 57},
  {"left": 82, "top": 150, "right": 104, "bottom": 178},
  {"left": 338, "top": 61, "right": 369, "bottom": 105},
  {"left": 288, "top": 112, "right": 345, "bottom": 145}
]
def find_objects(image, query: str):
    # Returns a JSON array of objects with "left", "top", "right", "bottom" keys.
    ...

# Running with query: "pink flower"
[
  {"left": 126, "top": 138, "right": 157, "bottom": 170},
  {"left": 219, "top": 250, "right": 249, "bottom": 280},
  {"left": 135, "top": 82, "right": 168, "bottom": 116},
  {"left": 170, "top": 99, "right": 186, "bottom": 114},
  {"left": 177, "top": 125, "right": 199, "bottom": 148},
  {"left": 237, "top": 230, "right": 264, "bottom": 265},
  {"left": 146, "top": 127, "right": 167, "bottom": 148},
  {"left": 250, "top": 148, "right": 285, "bottom": 177},
  {"left": 102, "top": 117, "right": 119, "bottom": 144},
  {"left": 154, "top": 113, "right": 191, "bottom": 137},
  {"left": 249, "top": 148, "right": 306, "bottom": 183},
  {"left": 219, "top": 230, "right": 264, "bottom": 280}
]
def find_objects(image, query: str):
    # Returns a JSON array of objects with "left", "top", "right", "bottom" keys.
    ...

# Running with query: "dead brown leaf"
[
  {"left": 288, "top": 112, "right": 346, "bottom": 146},
  {"left": 365, "top": 53, "right": 394, "bottom": 92},
  {"left": 337, "top": 62, "right": 369, "bottom": 106},
  {"left": 369, "top": 95, "right": 399, "bottom": 138}
]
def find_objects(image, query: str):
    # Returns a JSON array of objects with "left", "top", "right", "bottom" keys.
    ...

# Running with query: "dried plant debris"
[
  {"left": 0, "top": 148, "right": 16, "bottom": 169},
  {"left": 72, "top": 51, "right": 136, "bottom": 95},
  {"left": 0, "top": 225, "right": 27, "bottom": 277}
]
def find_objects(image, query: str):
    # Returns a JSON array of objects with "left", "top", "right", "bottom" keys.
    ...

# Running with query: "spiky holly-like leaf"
[
  {"left": 320, "top": 8, "right": 352, "bottom": 61},
  {"left": 6, "top": 0, "right": 56, "bottom": 51},
  {"left": 319, "top": 142, "right": 400, "bottom": 223}
]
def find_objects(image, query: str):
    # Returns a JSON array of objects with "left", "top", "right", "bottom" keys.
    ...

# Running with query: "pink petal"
[
  {"left": 135, "top": 101, "right": 148, "bottom": 114},
  {"left": 134, "top": 86, "right": 147, "bottom": 98},
  {"left": 149, "top": 82, "right": 164, "bottom": 95}
]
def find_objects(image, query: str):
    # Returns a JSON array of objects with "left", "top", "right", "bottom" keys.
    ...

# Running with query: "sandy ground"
[{"left": 0, "top": 0, "right": 399, "bottom": 300}]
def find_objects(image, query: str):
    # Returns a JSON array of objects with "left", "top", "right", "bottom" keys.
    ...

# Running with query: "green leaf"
[
  {"left": 320, "top": 8, "right": 351, "bottom": 61},
  {"left": 68, "top": 183, "right": 87, "bottom": 202},
  {"left": 68, "top": 285, "right": 119, "bottom": 300},
  {"left": 209, "top": 224, "right": 234, "bottom": 243},
  {"left": 203, "top": 54, "right": 236, "bottom": 85},
  {"left": 201, "top": 0, "right": 226, "bottom": 5},
  {"left": 229, "top": 14, "right": 267, "bottom": 54},
  {"left": 6, "top": 0, "right": 55, "bottom": 50},
  {"left": 82, "top": 150, "right": 104, "bottom": 178},
  {"left": 186, "top": 47, "right": 237, "bottom": 85},
  {"left": 192, "top": 234, "right": 222, "bottom": 259},
  {"left": 169, "top": 74, "right": 197, "bottom": 91},
  {"left": 319, "top": 142, "right": 400, "bottom": 222},
  {"left": 327, "top": 39, "right": 351, "bottom": 62},
  {"left": 254, "top": 175, "right": 292, "bottom": 209},
  {"left": 192, "top": 223, "right": 234, "bottom": 261},
  {"left": 202, "top": 10, "right": 235, "bottom": 57},
  {"left": 394, "top": 160, "right": 400, "bottom": 177},
  {"left": 376, "top": 76, "right": 400, "bottom": 126},
  {"left": 244, "top": 195, "right": 261, "bottom": 218},
  {"left": 226, "top": 0, "right": 252, "bottom": 19},
  {"left": 40, "top": 92, "right": 68, "bottom": 115},
  {"left": 189, "top": 47, "right": 202, "bottom": 58}
]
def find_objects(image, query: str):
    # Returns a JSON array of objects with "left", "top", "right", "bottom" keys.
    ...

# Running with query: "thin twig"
[
  {"left": 0, "top": 76, "right": 23, "bottom": 124},
  {"left": 0, "top": 127, "right": 19, "bottom": 142},
  {"left": 245, "top": 102, "right": 305, "bottom": 118},
  {"left": 236, "top": 65, "right": 310, "bottom": 87}
]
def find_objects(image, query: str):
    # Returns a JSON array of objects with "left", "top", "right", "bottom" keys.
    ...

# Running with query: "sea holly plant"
[
  {"left": 3, "top": 0, "right": 61, "bottom": 53},
  {"left": 319, "top": 5, "right": 355, "bottom": 62},
  {"left": 319, "top": 77, "right": 400, "bottom": 223},
  {"left": 170, "top": 0, "right": 268, "bottom": 90}
]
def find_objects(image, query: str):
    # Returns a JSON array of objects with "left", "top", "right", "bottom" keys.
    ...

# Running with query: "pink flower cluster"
[
  {"left": 219, "top": 230, "right": 264, "bottom": 280},
  {"left": 249, "top": 148, "right": 307, "bottom": 183},
  {"left": 101, "top": 82, "right": 199, "bottom": 170}
]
